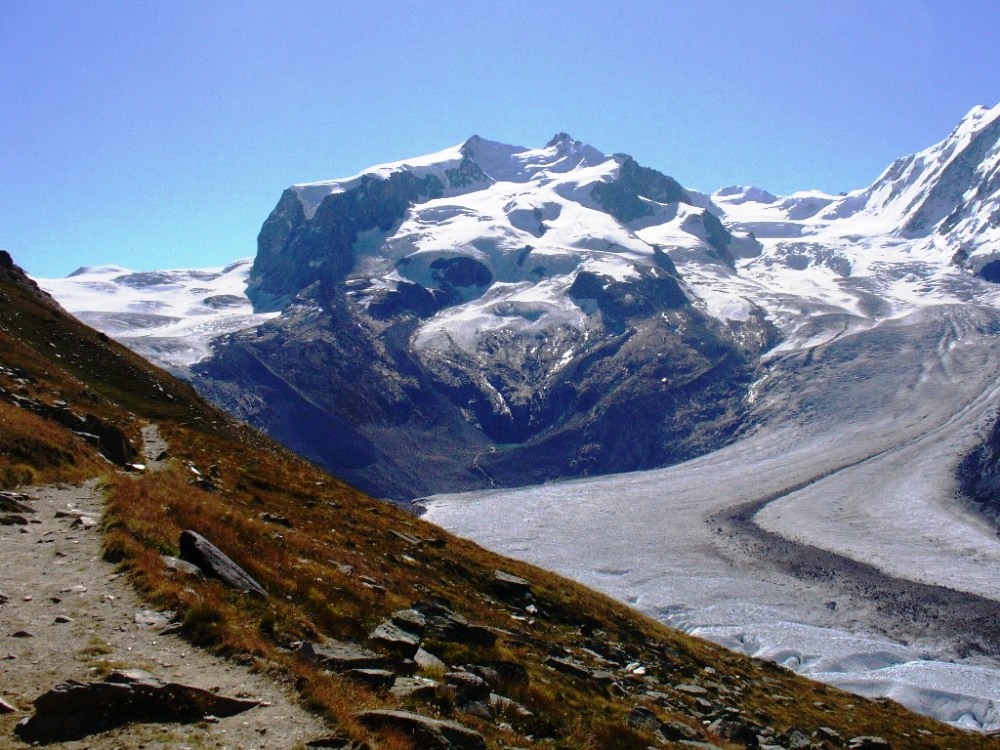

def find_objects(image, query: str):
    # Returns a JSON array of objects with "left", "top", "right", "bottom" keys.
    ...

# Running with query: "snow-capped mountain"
[
  {"left": 37, "top": 104, "right": 1000, "bottom": 501},
  {"left": 195, "top": 133, "right": 779, "bottom": 500},
  {"left": 39, "top": 260, "right": 276, "bottom": 376}
]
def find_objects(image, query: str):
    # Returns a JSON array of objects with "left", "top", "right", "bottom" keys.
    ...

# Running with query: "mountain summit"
[
  {"left": 41, "top": 106, "right": 1000, "bottom": 502},
  {"left": 198, "top": 135, "right": 771, "bottom": 500}
]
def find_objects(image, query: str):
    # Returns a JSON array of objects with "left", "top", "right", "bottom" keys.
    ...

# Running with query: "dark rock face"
[
  {"left": 591, "top": 155, "right": 690, "bottom": 223},
  {"left": 14, "top": 669, "right": 259, "bottom": 743},
  {"left": 195, "top": 287, "right": 768, "bottom": 501},
  {"left": 568, "top": 268, "right": 687, "bottom": 328},
  {"left": 249, "top": 170, "right": 445, "bottom": 308},
  {"left": 977, "top": 259, "right": 1000, "bottom": 283},
  {"left": 960, "top": 411, "right": 1000, "bottom": 524}
]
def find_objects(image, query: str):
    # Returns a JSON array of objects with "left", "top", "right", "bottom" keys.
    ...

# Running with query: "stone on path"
[{"left": 14, "top": 668, "right": 261, "bottom": 743}]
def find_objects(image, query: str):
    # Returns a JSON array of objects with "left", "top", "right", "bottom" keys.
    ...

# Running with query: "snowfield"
[{"left": 39, "top": 259, "right": 277, "bottom": 375}]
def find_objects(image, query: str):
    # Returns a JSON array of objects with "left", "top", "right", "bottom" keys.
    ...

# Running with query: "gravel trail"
[{"left": 0, "top": 427, "right": 330, "bottom": 749}]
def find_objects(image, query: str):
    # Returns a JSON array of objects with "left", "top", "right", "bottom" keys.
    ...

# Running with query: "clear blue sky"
[{"left": 3, "top": 0, "right": 998, "bottom": 278}]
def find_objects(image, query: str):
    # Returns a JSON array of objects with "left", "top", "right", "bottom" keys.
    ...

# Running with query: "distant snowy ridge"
[{"left": 39, "top": 259, "right": 276, "bottom": 375}]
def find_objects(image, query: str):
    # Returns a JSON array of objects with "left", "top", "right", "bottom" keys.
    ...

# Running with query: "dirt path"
[{"left": 0, "top": 427, "right": 330, "bottom": 749}]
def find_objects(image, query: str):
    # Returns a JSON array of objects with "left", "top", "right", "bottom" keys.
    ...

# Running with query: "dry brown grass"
[{"left": 0, "top": 401, "right": 102, "bottom": 488}]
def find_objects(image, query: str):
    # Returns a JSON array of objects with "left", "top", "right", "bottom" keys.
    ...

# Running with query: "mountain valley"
[{"left": 33, "top": 103, "right": 1000, "bottom": 735}]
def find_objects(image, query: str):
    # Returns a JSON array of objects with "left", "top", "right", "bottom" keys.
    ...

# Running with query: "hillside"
[{"left": 3, "top": 248, "right": 998, "bottom": 749}]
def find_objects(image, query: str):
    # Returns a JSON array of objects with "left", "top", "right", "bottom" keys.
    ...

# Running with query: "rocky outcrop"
[
  {"left": 14, "top": 669, "right": 260, "bottom": 743},
  {"left": 178, "top": 530, "right": 268, "bottom": 598},
  {"left": 0, "top": 391, "right": 138, "bottom": 466},
  {"left": 248, "top": 170, "right": 446, "bottom": 309}
]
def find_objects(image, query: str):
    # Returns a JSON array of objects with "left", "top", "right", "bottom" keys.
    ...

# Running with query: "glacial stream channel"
[{"left": 421, "top": 305, "right": 1000, "bottom": 731}]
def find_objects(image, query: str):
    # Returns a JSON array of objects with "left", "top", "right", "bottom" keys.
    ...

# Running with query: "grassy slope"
[{"left": 0, "top": 250, "right": 995, "bottom": 750}]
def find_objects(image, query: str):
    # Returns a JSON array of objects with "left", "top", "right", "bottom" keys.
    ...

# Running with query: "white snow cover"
[
  {"left": 38, "top": 259, "right": 277, "bottom": 374},
  {"left": 315, "top": 133, "right": 710, "bottom": 358}
]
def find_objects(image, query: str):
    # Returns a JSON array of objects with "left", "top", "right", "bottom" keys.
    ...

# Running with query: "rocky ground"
[{"left": 0, "top": 429, "right": 332, "bottom": 750}]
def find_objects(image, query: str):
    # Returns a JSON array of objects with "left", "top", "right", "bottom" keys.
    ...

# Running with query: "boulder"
[
  {"left": 161, "top": 555, "right": 205, "bottom": 578},
  {"left": 344, "top": 668, "right": 396, "bottom": 690},
  {"left": 390, "top": 676, "right": 441, "bottom": 701},
  {"left": 467, "top": 660, "right": 529, "bottom": 689},
  {"left": 14, "top": 669, "right": 259, "bottom": 743},
  {"left": 544, "top": 655, "right": 592, "bottom": 679},
  {"left": 708, "top": 716, "right": 760, "bottom": 749},
  {"left": 0, "top": 492, "right": 35, "bottom": 513},
  {"left": 297, "top": 639, "right": 391, "bottom": 672},
  {"left": 369, "top": 620, "right": 421, "bottom": 659},
  {"left": 661, "top": 720, "right": 703, "bottom": 742},
  {"left": 627, "top": 705, "right": 661, "bottom": 733},
  {"left": 492, "top": 569, "right": 532, "bottom": 599},
  {"left": 414, "top": 647, "right": 447, "bottom": 672},
  {"left": 390, "top": 608, "right": 427, "bottom": 635},
  {"left": 848, "top": 738, "right": 892, "bottom": 750},
  {"left": 178, "top": 530, "right": 267, "bottom": 598},
  {"left": 444, "top": 671, "right": 491, "bottom": 702},
  {"left": 356, "top": 709, "right": 487, "bottom": 750},
  {"left": 412, "top": 602, "right": 496, "bottom": 646},
  {"left": 779, "top": 728, "right": 811, "bottom": 749},
  {"left": 489, "top": 692, "right": 532, "bottom": 719}
]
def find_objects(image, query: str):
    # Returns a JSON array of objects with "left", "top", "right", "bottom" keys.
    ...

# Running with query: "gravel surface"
[{"left": 0, "top": 428, "right": 330, "bottom": 749}]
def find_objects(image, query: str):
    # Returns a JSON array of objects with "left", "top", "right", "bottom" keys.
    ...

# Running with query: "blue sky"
[{"left": 3, "top": 0, "right": 999, "bottom": 279}]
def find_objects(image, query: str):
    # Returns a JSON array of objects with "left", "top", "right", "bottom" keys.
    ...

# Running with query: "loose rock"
[
  {"left": 14, "top": 668, "right": 260, "bottom": 743},
  {"left": 848, "top": 738, "right": 892, "bottom": 750},
  {"left": 369, "top": 619, "right": 421, "bottom": 659},
  {"left": 356, "top": 708, "right": 487, "bottom": 750},
  {"left": 178, "top": 529, "right": 268, "bottom": 598},
  {"left": 297, "top": 639, "right": 391, "bottom": 672},
  {"left": 412, "top": 601, "right": 497, "bottom": 646},
  {"left": 345, "top": 668, "right": 397, "bottom": 690}
]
